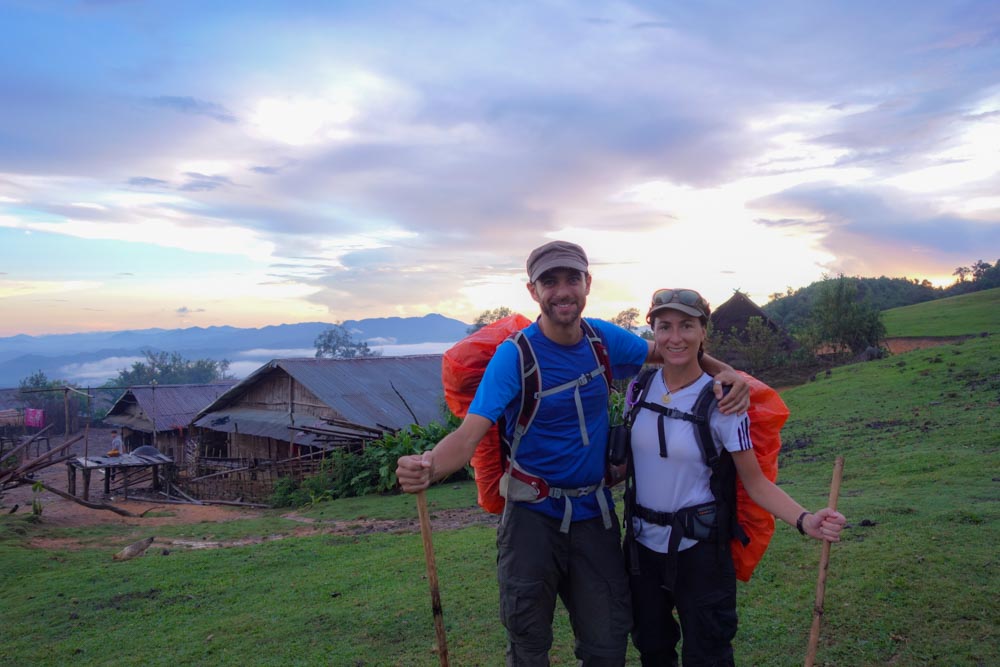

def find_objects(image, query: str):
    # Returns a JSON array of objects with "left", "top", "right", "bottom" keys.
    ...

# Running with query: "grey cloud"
[
  {"left": 631, "top": 21, "right": 672, "bottom": 30},
  {"left": 2, "top": 0, "right": 997, "bottom": 308},
  {"left": 753, "top": 183, "right": 1000, "bottom": 266},
  {"left": 148, "top": 96, "right": 237, "bottom": 124},
  {"left": 179, "top": 173, "right": 236, "bottom": 192},
  {"left": 298, "top": 242, "right": 536, "bottom": 318},
  {"left": 127, "top": 176, "right": 170, "bottom": 188},
  {"left": 31, "top": 202, "right": 112, "bottom": 221},
  {"left": 0, "top": 84, "right": 245, "bottom": 176},
  {"left": 176, "top": 306, "right": 206, "bottom": 315},
  {"left": 162, "top": 199, "right": 358, "bottom": 237}
]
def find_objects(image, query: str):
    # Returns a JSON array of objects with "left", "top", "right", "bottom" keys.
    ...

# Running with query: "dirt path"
[
  {"left": 3, "top": 427, "right": 249, "bottom": 527},
  {"left": 3, "top": 427, "right": 496, "bottom": 551}
]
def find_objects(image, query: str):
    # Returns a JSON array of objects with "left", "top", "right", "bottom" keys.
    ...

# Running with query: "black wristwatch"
[{"left": 796, "top": 511, "right": 810, "bottom": 535}]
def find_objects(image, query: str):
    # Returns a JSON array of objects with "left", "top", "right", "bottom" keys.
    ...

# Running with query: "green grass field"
[
  {"left": 882, "top": 286, "right": 1000, "bottom": 337},
  {"left": 2, "top": 335, "right": 998, "bottom": 665}
]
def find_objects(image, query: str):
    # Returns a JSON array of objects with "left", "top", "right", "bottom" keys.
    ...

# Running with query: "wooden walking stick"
[
  {"left": 416, "top": 490, "right": 450, "bottom": 666},
  {"left": 804, "top": 456, "right": 844, "bottom": 667}
]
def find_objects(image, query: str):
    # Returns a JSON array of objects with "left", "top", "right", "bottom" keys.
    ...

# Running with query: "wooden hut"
[
  {"left": 188, "top": 356, "right": 446, "bottom": 501},
  {"left": 710, "top": 291, "right": 797, "bottom": 350},
  {"left": 104, "top": 383, "right": 235, "bottom": 464}
]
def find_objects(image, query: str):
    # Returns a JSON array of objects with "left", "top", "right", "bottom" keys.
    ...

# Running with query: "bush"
[
  {"left": 268, "top": 414, "right": 463, "bottom": 508},
  {"left": 269, "top": 476, "right": 311, "bottom": 507}
]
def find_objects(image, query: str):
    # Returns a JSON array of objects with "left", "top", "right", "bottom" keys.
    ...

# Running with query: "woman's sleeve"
[{"left": 712, "top": 409, "right": 754, "bottom": 454}]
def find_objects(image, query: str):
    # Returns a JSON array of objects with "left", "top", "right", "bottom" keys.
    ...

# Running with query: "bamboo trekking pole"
[
  {"left": 804, "top": 456, "right": 845, "bottom": 667},
  {"left": 416, "top": 490, "right": 449, "bottom": 666}
]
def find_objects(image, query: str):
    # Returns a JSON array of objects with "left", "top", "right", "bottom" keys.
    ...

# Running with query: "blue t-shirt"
[{"left": 468, "top": 318, "right": 648, "bottom": 521}]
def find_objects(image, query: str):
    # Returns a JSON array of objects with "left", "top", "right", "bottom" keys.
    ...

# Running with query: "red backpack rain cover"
[
  {"left": 732, "top": 371, "right": 789, "bottom": 582},
  {"left": 441, "top": 314, "right": 532, "bottom": 514}
]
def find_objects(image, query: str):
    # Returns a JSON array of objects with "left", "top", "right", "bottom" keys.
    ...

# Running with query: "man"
[
  {"left": 110, "top": 430, "right": 123, "bottom": 452},
  {"left": 397, "top": 240, "right": 748, "bottom": 666}
]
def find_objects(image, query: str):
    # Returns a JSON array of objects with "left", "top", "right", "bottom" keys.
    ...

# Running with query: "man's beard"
[{"left": 541, "top": 298, "right": 583, "bottom": 324}]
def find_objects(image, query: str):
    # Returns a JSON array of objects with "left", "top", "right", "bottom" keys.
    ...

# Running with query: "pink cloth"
[{"left": 24, "top": 408, "right": 44, "bottom": 428}]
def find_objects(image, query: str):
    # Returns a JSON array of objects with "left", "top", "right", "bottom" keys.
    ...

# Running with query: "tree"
[
  {"left": 18, "top": 370, "right": 66, "bottom": 406},
  {"left": 114, "top": 350, "right": 232, "bottom": 386},
  {"left": 953, "top": 266, "right": 970, "bottom": 283},
  {"left": 18, "top": 370, "right": 81, "bottom": 434},
  {"left": 467, "top": 306, "right": 514, "bottom": 334},
  {"left": 611, "top": 308, "right": 640, "bottom": 332},
  {"left": 971, "top": 259, "right": 993, "bottom": 281},
  {"left": 314, "top": 324, "right": 380, "bottom": 359},
  {"left": 726, "top": 317, "right": 785, "bottom": 373},
  {"left": 810, "top": 276, "right": 885, "bottom": 355}
]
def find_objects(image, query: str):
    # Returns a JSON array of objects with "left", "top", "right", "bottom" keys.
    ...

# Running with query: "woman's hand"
[{"left": 803, "top": 508, "right": 847, "bottom": 542}]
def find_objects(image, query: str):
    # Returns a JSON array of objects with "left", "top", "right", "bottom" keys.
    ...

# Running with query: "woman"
[{"left": 623, "top": 288, "right": 846, "bottom": 666}]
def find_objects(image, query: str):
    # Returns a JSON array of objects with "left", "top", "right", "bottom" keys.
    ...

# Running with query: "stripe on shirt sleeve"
[{"left": 737, "top": 415, "right": 753, "bottom": 451}]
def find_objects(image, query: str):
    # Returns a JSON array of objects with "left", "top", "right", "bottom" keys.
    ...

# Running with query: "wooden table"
[{"left": 66, "top": 451, "right": 174, "bottom": 501}]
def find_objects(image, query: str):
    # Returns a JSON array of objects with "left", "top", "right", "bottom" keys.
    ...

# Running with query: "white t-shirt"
[{"left": 630, "top": 371, "right": 752, "bottom": 553}]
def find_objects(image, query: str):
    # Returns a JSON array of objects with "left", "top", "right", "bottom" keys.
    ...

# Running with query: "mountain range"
[{"left": 0, "top": 314, "right": 471, "bottom": 388}]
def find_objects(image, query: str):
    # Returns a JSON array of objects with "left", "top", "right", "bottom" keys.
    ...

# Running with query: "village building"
[
  {"left": 707, "top": 290, "right": 799, "bottom": 373},
  {"left": 711, "top": 291, "right": 797, "bottom": 348},
  {"left": 104, "top": 383, "right": 235, "bottom": 464},
  {"left": 187, "top": 355, "right": 447, "bottom": 502}
]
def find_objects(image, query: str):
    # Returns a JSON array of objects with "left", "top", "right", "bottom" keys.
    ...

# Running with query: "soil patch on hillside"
[
  {"left": 4, "top": 428, "right": 496, "bottom": 551},
  {"left": 883, "top": 335, "right": 974, "bottom": 354}
]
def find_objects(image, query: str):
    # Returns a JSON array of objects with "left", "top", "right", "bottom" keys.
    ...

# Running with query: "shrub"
[{"left": 268, "top": 414, "right": 463, "bottom": 507}]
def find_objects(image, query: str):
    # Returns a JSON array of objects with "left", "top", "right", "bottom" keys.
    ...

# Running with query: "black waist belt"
[
  {"left": 634, "top": 501, "right": 718, "bottom": 541},
  {"left": 632, "top": 501, "right": 719, "bottom": 592}
]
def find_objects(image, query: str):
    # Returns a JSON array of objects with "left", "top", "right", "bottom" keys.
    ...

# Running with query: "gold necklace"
[{"left": 661, "top": 371, "right": 701, "bottom": 404}]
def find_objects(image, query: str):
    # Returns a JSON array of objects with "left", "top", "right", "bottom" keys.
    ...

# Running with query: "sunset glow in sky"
[{"left": 1, "top": 1, "right": 998, "bottom": 336}]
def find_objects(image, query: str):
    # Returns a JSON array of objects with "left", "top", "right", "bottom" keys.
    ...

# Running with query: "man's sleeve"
[
  {"left": 591, "top": 319, "right": 648, "bottom": 380},
  {"left": 467, "top": 340, "right": 522, "bottom": 423}
]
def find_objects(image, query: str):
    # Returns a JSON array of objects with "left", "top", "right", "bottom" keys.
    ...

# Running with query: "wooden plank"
[{"left": 26, "top": 479, "right": 137, "bottom": 517}]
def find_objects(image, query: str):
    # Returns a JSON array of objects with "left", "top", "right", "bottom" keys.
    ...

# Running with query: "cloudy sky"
[{"left": 1, "top": 1, "right": 998, "bottom": 337}]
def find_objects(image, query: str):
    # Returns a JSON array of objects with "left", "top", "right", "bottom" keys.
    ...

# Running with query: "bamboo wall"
[{"left": 180, "top": 456, "right": 328, "bottom": 503}]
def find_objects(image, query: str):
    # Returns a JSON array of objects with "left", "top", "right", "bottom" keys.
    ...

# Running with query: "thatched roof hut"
[{"left": 710, "top": 291, "right": 797, "bottom": 350}]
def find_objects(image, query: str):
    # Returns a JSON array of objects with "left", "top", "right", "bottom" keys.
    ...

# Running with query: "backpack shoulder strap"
[
  {"left": 580, "top": 318, "right": 612, "bottom": 386},
  {"left": 505, "top": 321, "right": 612, "bottom": 461},
  {"left": 624, "top": 366, "right": 658, "bottom": 427},
  {"left": 690, "top": 382, "right": 719, "bottom": 467},
  {"left": 690, "top": 381, "right": 746, "bottom": 549},
  {"left": 627, "top": 368, "right": 705, "bottom": 426},
  {"left": 505, "top": 330, "right": 541, "bottom": 462}
]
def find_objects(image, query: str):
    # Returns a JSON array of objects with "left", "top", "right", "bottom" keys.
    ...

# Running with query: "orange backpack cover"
[
  {"left": 441, "top": 314, "right": 532, "bottom": 513},
  {"left": 732, "top": 371, "right": 789, "bottom": 581}
]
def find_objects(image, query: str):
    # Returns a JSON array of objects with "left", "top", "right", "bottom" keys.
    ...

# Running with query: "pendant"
[{"left": 662, "top": 393, "right": 671, "bottom": 404}]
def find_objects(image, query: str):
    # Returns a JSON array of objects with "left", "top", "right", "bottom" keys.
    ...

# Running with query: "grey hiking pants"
[{"left": 497, "top": 503, "right": 631, "bottom": 666}]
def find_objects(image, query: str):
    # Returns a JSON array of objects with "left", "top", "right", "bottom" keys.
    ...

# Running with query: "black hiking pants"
[{"left": 627, "top": 539, "right": 737, "bottom": 667}]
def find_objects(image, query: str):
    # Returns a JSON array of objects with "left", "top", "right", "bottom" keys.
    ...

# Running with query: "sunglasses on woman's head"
[{"left": 650, "top": 288, "right": 708, "bottom": 311}]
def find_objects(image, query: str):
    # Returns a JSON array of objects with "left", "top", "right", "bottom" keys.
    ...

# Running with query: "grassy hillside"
[
  {"left": 2, "top": 335, "right": 998, "bottom": 665},
  {"left": 882, "top": 286, "right": 1000, "bottom": 337}
]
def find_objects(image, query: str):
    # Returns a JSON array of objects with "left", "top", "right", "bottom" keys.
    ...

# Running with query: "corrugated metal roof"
[
  {"left": 193, "top": 408, "right": 321, "bottom": 446},
  {"left": 106, "top": 382, "right": 237, "bottom": 433},
  {"left": 194, "top": 355, "right": 446, "bottom": 432},
  {"left": 73, "top": 451, "right": 173, "bottom": 469}
]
